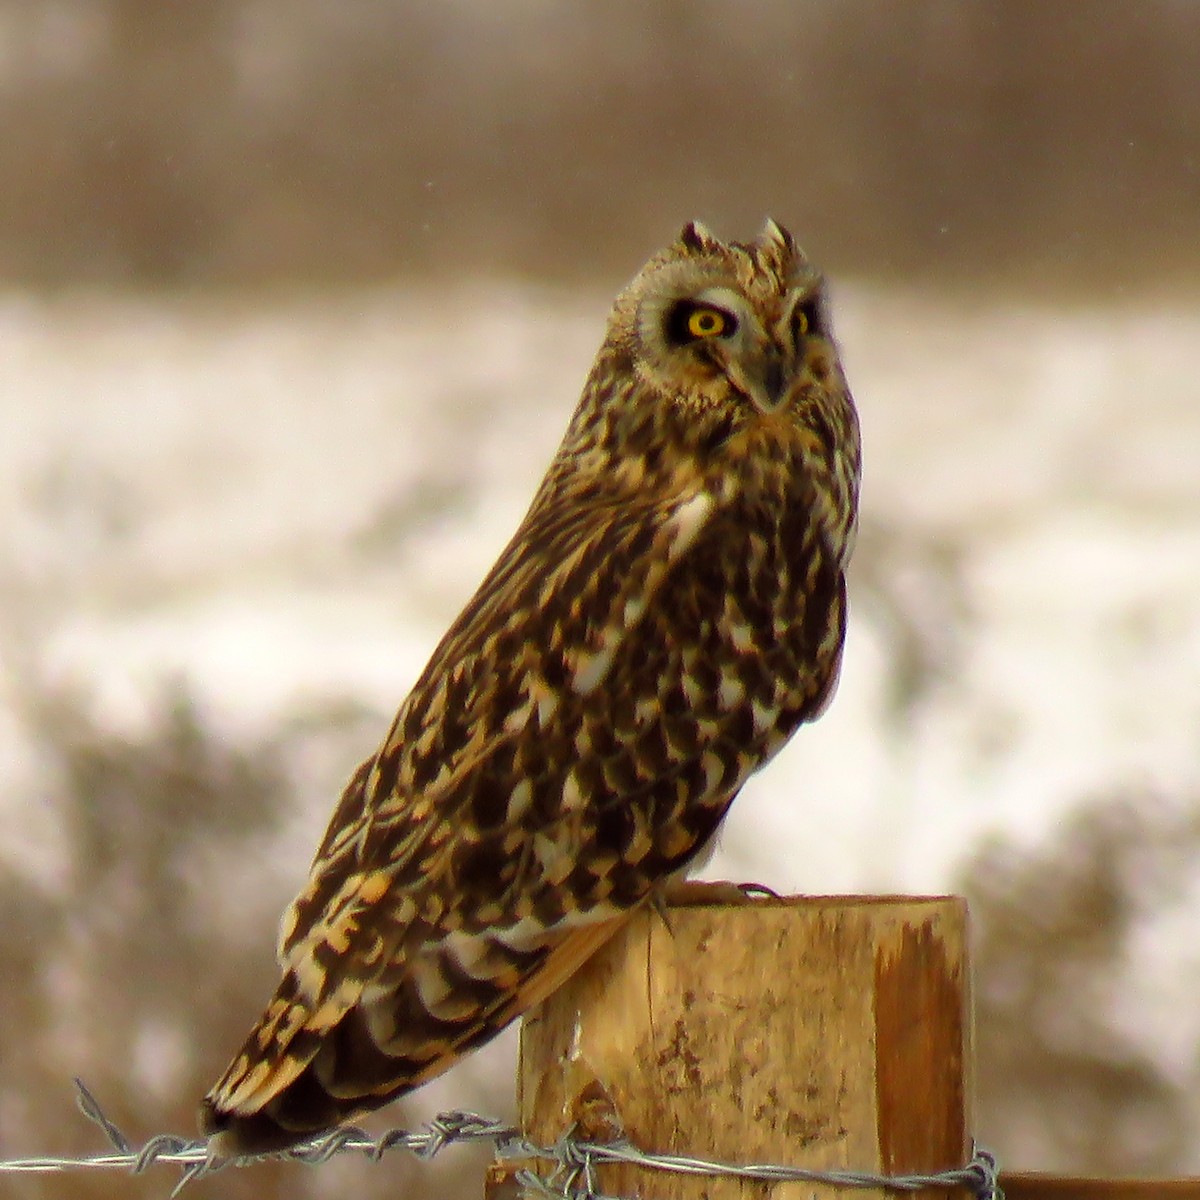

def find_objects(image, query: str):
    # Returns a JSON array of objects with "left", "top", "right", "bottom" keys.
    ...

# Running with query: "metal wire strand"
[
  {"left": 500, "top": 1135, "right": 1003, "bottom": 1200},
  {"left": 0, "top": 1079, "right": 1001, "bottom": 1200}
]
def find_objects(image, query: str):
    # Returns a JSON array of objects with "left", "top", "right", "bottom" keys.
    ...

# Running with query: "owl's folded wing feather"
[{"left": 201, "top": 467, "right": 749, "bottom": 1153}]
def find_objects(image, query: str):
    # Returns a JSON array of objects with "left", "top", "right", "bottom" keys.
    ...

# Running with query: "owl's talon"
[{"left": 660, "top": 879, "right": 780, "bottom": 907}]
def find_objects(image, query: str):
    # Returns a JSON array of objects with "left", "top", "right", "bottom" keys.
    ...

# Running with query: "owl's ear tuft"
[
  {"left": 678, "top": 220, "right": 720, "bottom": 254},
  {"left": 759, "top": 218, "right": 796, "bottom": 257}
]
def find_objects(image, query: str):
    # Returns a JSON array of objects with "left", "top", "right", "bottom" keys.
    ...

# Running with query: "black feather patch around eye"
[
  {"left": 793, "top": 297, "right": 823, "bottom": 341},
  {"left": 665, "top": 300, "right": 738, "bottom": 345}
]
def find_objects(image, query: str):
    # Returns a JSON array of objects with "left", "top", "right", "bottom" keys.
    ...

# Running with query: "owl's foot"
[
  {"left": 652, "top": 878, "right": 782, "bottom": 931},
  {"left": 650, "top": 879, "right": 779, "bottom": 937},
  {"left": 659, "top": 878, "right": 781, "bottom": 907}
]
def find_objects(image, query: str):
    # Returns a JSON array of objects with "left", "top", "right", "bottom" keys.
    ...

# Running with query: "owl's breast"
[{"left": 636, "top": 452, "right": 847, "bottom": 768}]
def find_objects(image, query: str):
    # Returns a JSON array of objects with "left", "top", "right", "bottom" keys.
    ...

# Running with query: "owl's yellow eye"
[
  {"left": 666, "top": 300, "right": 737, "bottom": 345},
  {"left": 686, "top": 307, "right": 728, "bottom": 338},
  {"left": 793, "top": 299, "right": 820, "bottom": 342}
]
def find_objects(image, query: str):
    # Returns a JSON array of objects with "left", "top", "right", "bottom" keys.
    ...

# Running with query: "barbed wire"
[
  {"left": 0, "top": 1079, "right": 1001, "bottom": 1200},
  {"left": 503, "top": 1136, "right": 1001, "bottom": 1200}
]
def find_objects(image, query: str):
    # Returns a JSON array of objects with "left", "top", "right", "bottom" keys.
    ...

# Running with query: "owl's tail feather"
[
  {"left": 199, "top": 1001, "right": 491, "bottom": 1156},
  {"left": 201, "top": 911, "right": 636, "bottom": 1156}
]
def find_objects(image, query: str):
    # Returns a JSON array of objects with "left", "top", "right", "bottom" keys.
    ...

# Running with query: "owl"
[{"left": 200, "top": 219, "right": 861, "bottom": 1155}]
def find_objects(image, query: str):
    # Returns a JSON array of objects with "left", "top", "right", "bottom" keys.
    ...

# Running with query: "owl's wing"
[{"left": 201, "top": 469, "right": 751, "bottom": 1153}]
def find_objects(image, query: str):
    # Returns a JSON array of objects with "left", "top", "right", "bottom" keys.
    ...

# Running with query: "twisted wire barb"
[{"left": 0, "top": 1079, "right": 1001, "bottom": 1200}]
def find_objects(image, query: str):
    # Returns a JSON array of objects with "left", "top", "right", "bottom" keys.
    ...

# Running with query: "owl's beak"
[
  {"left": 727, "top": 345, "right": 791, "bottom": 414},
  {"left": 758, "top": 355, "right": 788, "bottom": 409}
]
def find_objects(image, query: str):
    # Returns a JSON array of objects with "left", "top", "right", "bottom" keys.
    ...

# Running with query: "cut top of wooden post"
[{"left": 515, "top": 894, "right": 972, "bottom": 1200}]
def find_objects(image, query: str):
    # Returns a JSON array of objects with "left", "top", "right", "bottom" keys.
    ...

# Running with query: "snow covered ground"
[
  {"left": 4, "top": 282, "right": 1196, "bottom": 881},
  {"left": 1, "top": 280, "right": 1198, "bottom": 1153}
]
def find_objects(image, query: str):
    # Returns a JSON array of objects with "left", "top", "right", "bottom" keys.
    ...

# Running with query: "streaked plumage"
[{"left": 200, "top": 219, "right": 861, "bottom": 1154}]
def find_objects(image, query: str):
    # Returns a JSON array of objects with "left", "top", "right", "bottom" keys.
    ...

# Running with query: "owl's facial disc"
[{"left": 664, "top": 285, "right": 793, "bottom": 415}]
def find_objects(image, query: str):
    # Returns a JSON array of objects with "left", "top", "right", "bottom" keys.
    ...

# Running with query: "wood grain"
[{"left": 493, "top": 895, "right": 971, "bottom": 1200}]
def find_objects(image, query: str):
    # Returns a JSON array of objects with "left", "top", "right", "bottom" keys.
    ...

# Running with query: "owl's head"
[{"left": 605, "top": 219, "right": 840, "bottom": 426}]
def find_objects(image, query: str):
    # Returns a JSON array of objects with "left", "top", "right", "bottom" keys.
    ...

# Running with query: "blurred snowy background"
[{"left": 1, "top": 4, "right": 1199, "bottom": 1197}]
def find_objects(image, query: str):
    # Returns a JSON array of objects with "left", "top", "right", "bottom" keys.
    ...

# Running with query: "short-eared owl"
[{"left": 201, "top": 220, "right": 861, "bottom": 1153}]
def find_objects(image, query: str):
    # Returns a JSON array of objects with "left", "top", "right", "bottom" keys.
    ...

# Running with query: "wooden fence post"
[{"left": 487, "top": 894, "right": 972, "bottom": 1200}]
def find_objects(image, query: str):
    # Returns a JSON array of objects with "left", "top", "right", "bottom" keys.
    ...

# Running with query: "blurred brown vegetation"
[
  {"left": 0, "top": 0, "right": 1197, "bottom": 291},
  {"left": 7, "top": 686, "right": 1199, "bottom": 1193},
  {"left": 963, "top": 797, "right": 1200, "bottom": 1175},
  {"left": 0, "top": 688, "right": 492, "bottom": 1199}
]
